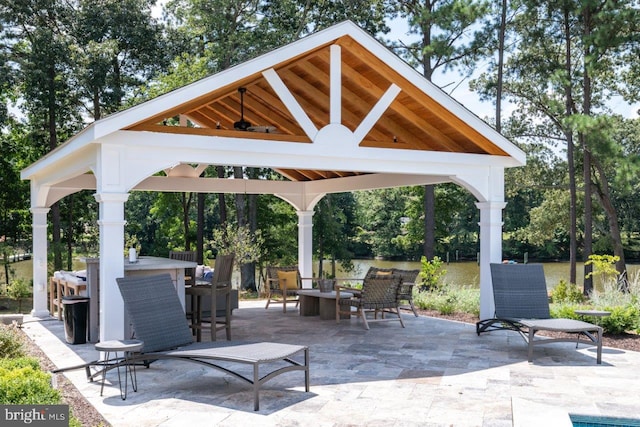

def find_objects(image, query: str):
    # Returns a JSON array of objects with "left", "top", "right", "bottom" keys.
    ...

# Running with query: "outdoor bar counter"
[{"left": 83, "top": 256, "right": 196, "bottom": 341}]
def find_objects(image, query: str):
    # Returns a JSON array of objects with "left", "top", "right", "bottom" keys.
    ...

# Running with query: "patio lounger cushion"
[
  {"left": 476, "top": 263, "right": 602, "bottom": 364},
  {"left": 116, "top": 273, "right": 309, "bottom": 410}
]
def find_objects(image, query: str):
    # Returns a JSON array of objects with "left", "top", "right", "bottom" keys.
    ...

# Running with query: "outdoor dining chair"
[
  {"left": 185, "top": 254, "right": 234, "bottom": 342},
  {"left": 169, "top": 250, "right": 196, "bottom": 287},
  {"left": 265, "top": 265, "right": 301, "bottom": 313}
]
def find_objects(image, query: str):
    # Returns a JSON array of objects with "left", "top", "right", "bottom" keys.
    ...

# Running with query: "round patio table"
[
  {"left": 574, "top": 309, "right": 611, "bottom": 322},
  {"left": 95, "top": 339, "right": 144, "bottom": 400}
]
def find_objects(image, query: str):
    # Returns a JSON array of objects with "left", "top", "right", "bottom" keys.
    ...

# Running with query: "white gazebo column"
[
  {"left": 30, "top": 207, "right": 50, "bottom": 318},
  {"left": 95, "top": 192, "right": 129, "bottom": 341},
  {"left": 297, "top": 210, "right": 314, "bottom": 288},
  {"left": 476, "top": 201, "right": 507, "bottom": 320}
]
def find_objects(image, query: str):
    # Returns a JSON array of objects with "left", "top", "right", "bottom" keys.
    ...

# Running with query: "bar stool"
[{"left": 95, "top": 339, "right": 144, "bottom": 400}]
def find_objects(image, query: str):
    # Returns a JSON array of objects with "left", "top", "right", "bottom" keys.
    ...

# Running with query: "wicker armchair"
[
  {"left": 392, "top": 269, "right": 420, "bottom": 317},
  {"left": 265, "top": 265, "right": 301, "bottom": 313},
  {"left": 364, "top": 267, "right": 420, "bottom": 317},
  {"left": 336, "top": 274, "right": 404, "bottom": 330}
]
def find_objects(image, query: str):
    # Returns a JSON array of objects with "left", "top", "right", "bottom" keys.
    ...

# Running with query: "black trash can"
[{"left": 62, "top": 295, "right": 89, "bottom": 344}]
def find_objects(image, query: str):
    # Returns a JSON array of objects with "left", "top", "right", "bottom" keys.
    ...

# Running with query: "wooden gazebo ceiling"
[{"left": 126, "top": 35, "right": 508, "bottom": 182}]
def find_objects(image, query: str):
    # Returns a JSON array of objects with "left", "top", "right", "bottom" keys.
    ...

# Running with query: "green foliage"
[
  {"left": 599, "top": 305, "right": 640, "bottom": 335},
  {"left": 0, "top": 324, "right": 26, "bottom": 359},
  {"left": 550, "top": 272, "right": 640, "bottom": 334},
  {"left": 549, "top": 280, "right": 585, "bottom": 304},
  {"left": 5, "top": 278, "right": 32, "bottom": 313},
  {"left": 6, "top": 279, "right": 32, "bottom": 300},
  {"left": 0, "top": 357, "right": 61, "bottom": 404},
  {"left": 355, "top": 188, "right": 414, "bottom": 259},
  {"left": 124, "top": 233, "right": 142, "bottom": 256},
  {"left": 0, "top": 329, "right": 81, "bottom": 426},
  {"left": 414, "top": 283, "right": 480, "bottom": 317},
  {"left": 257, "top": 195, "right": 298, "bottom": 266},
  {"left": 591, "top": 273, "right": 640, "bottom": 308},
  {"left": 209, "top": 223, "right": 264, "bottom": 266},
  {"left": 549, "top": 304, "right": 580, "bottom": 320},
  {"left": 418, "top": 256, "right": 447, "bottom": 291},
  {"left": 585, "top": 254, "right": 620, "bottom": 281},
  {"left": 0, "top": 241, "right": 17, "bottom": 286},
  {"left": 313, "top": 193, "right": 358, "bottom": 278}
]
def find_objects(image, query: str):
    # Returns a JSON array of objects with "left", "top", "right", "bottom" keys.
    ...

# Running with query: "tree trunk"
[
  {"left": 181, "top": 192, "right": 193, "bottom": 251},
  {"left": 47, "top": 63, "right": 62, "bottom": 270},
  {"left": 423, "top": 185, "right": 435, "bottom": 260},
  {"left": 244, "top": 168, "right": 258, "bottom": 291},
  {"left": 217, "top": 166, "right": 227, "bottom": 224},
  {"left": 563, "top": 7, "right": 578, "bottom": 286},
  {"left": 591, "top": 158, "right": 628, "bottom": 291},
  {"left": 93, "top": 87, "right": 101, "bottom": 120},
  {"left": 421, "top": 18, "right": 435, "bottom": 260},
  {"left": 582, "top": 5, "right": 594, "bottom": 295},
  {"left": 234, "top": 167, "right": 253, "bottom": 290},
  {"left": 197, "top": 192, "right": 204, "bottom": 264},
  {"left": 495, "top": 0, "right": 507, "bottom": 133},
  {"left": 583, "top": 148, "right": 593, "bottom": 293},
  {"left": 66, "top": 195, "right": 73, "bottom": 270},
  {"left": 317, "top": 238, "right": 325, "bottom": 278}
]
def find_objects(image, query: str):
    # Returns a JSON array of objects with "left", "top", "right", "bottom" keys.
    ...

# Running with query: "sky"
[
  {"left": 9, "top": 7, "right": 637, "bottom": 124},
  {"left": 152, "top": 3, "right": 640, "bottom": 121},
  {"left": 384, "top": 16, "right": 639, "bottom": 121}
]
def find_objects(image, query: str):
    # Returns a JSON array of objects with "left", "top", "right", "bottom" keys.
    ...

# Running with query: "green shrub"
[
  {"left": 0, "top": 324, "right": 26, "bottom": 359},
  {"left": 600, "top": 305, "right": 640, "bottom": 335},
  {"left": 549, "top": 303, "right": 581, "bottom": 320},
  {"left": 0, "top": 327, "right": 83, "bottom": 426},
  {"left": 549, "top": 280, "right": 585, "bottom": 304},
  {"left": 0, "top": 357, "right": 61, "bottom": 404},
  {"left": 6, "top": 279, "right": 32, "bottom": 313},
  {"left": 551, "top": 302, "right": 640, "bottom": 334},
  {"left": 414, "top": 283, "right": 480, "bottom": 316},
  {"left": 436, "top": 295, "right": 456, "bottom": 315},
  {"left": 418, "top": 256, "right": 446, "bottom": 291}
]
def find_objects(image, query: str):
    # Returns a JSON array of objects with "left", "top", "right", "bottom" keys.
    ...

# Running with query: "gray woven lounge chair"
[
  {"left": 116, "top": 273, "right": 309, "bottom": 410},
  {"left": 476, "top": 263, "right": 602, "bottom": 364}
]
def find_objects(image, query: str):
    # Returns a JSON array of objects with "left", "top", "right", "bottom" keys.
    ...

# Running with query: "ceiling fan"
[
  {"left": 233, "top": 87, "right": 251, "bottom": 131},
  {"left": 247, "top": 125, "right": 277, "bottom": 133},
  {"left": 232, "top": 87, "right": 277, "bottom": 133}
]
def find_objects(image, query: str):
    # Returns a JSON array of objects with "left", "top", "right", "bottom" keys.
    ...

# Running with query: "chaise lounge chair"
[
  {"left": 116, "top": 273, "right": 309, "bottom": 410},
  {"left": 476, "top": 263, "right": 602, "bottom": 364}
]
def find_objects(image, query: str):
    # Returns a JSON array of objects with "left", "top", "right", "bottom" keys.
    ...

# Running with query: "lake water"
[
  {"left": 8, "top": 258, "right": 637, "bottom": 291},
  {"left": 337, "top": 259, "right": 636, "bottom": 289}
]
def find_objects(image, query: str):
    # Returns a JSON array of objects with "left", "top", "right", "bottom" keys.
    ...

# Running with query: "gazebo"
[{"left": 21, "top": 21, "right": 525, "bottom": 342}]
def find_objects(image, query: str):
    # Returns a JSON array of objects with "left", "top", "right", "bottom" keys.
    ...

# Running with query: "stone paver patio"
[{"left": 21, "top": 300, "right": 640, "bottom": 426}]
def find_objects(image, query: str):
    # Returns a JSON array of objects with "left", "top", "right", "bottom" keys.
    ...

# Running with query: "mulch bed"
[
  {"left": 20, "top": 330, "right": 111, "bottom": 427},
  {"left": 415, "top": 308, "right": 640, "bottom": 352}
]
